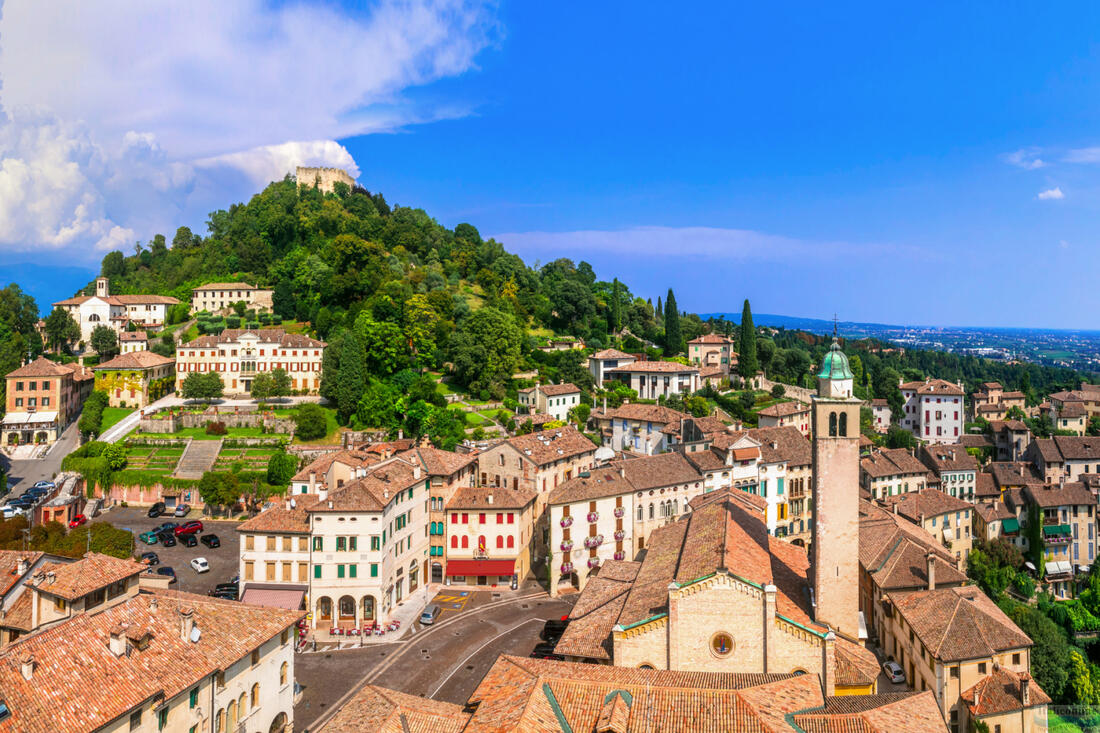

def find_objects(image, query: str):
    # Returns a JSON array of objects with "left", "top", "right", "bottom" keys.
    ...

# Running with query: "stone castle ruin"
[{"left": 296, "top": 166, "right": 356, "bottom": 194}]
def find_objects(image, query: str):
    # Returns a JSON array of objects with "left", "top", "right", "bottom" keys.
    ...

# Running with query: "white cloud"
[
  {"left": 1064, "top": 147, "right": 1100, "bottom": 163},
  {"left": 1004, "top": 148, "right": 1045, "bottom": 170},
  {"left": 1038, "top": 187, "right": 1064, "bottom": 200},
  {"left": 0, "top": 0, "right": 497, "bottom": 260},
  {"left": 493, "top": 226, "right": 932, "bottom": 264}
]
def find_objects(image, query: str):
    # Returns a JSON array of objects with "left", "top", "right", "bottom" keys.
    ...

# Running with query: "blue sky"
[{"left": 3, "top": 2, "right": 1100, "bottom": 328}]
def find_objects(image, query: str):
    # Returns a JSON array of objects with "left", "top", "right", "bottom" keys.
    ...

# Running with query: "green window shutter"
[
  {"left": 314, "top": 565, "right": 321, "bottom": 579},
  {"left": 313, "top": 537, "right": 322, "bottom": 551},
  {"left": 371, "top": 563, "right": 378, "bottom": 577},
  {"left": 349, "top": 564, "right": 357, "bottom": 578},
  {"left": 336, "top": 537, "right": 346, "bottom": 551},
  {"left": 189, "top": 688, "right": 198, "bottom": 708},
  {"left": 371, "top": 536, "right": 380, "bottom": 551},
  {"left": 349, "top": 536, "right": 357, "bottom": 551},
  {"left": 337, "top": 565, "right": 345, "bottom": 578}
]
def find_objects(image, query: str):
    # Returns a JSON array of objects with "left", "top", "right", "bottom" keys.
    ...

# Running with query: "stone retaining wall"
[
  {"left": 138, "top": 411, "right": 294, "bottom": 434},
  {"left": 99, "top": 483, "right": 205, "bottom": 509}
]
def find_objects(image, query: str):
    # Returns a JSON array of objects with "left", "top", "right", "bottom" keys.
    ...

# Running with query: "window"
[
  {"left": 507, "top": 535, "right": 515, "bottom": 548},
  {"left": 251, "top": 683, "right": 259, "bottom": 708},
  {"left": 158, "top": 708, "right": 168, "bottom": 730},
  {"left": 189, "top": 687, "right": 199, "bottom": 708},
  {"left": 370, "top": 564, "right": 378, "bottom": 577},
  {"left": 496, "top": 536, "right": 504, "bottom": 549},
  {"left": 314, "top": 565, "right": 322, "bottom": 579},
  {"left": 251, "top": 649, "right": 260, "bottom": 666},
  {"left": 978, "top": 662, "right": 987, "bottom": 675},
  {"left": 461, "top": 536, "right": 469, "bottom": 549},
  {"left": 130, "top": 710, "right": 142, "bottom": 731},
  {"left": 313, "top": 537, "right": 323, "bottom": 551},
  {"left": 710, "top": 632, "right": 734, "bottom": 657},
  {"left": 1012, "top": 652, "right": 1021, "bottom": 665},
  {"left": 336, "top": 537, "right": 346, "bottom": 551},
  {"left": 280, "top": 661, "right": 289, "bottom": 685},
  {"left": 950, "top": 666, "right": 959, "bottom": 678},
  {"left": 266, "top": 535, "right": 276, "bottom": 551},
  {"left": 371, "top": 536, "right": 380, "bottom": 551},
  {"left": 479, "top": 513, "right": 486, "bottom": 524},
  {"left": 349, "top": 564, "right": 357, "bottom": 578},
  {"left": 245, "top": 535, "right": 254, "bottom": 551},
  {"left": 337, "top": 564, "right": 345, "bottom": 578},
  {"left": 451, "top": 536, "right": 458, "bottom": 549}
]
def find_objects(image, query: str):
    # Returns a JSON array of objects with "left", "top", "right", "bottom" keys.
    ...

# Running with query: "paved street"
[
  {"left": 91, "top": 506, "right": 241, "bottom": 595},
  {"left": 3, "top": 421, "right": 81, "bottom": 495},
  {"left": 294, "top": 590, "right": 573, "bottom": 732}
]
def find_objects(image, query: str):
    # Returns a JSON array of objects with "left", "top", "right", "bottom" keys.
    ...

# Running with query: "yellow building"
[{"left": 92, "top": 351, "right": 175, "bottom": 408}]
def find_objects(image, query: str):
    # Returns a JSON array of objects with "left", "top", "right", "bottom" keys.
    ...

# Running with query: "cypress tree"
[
  {"left": 656, "top": 295, "right": 662, "bottom": 322},
  {"left": 738, "top": 299, "right": 758, "bottom": 378},
  {"left": 336, "top": 330, "right": 366, "bottom": 423},
  {"left": 664, "top": 289, "right": 682, "bottom": 355},
  {"left": 610, "top": 279, "right": 622, "bottom": 333}
]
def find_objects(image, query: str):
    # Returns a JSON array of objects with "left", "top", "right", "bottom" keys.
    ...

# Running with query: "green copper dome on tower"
[{"left": 817, "top": 339, "right": 854, "bottom": 380}]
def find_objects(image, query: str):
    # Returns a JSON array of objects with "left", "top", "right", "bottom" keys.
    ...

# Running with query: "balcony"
[
  {"left": 613, "top": 507, "right": 625, "bottom": 518},
  {"left": 560, "top": 563, "right": 574, "bottom": 575},
  {"left": 560, "top": 516, "right": 573, "bottom": 528},
  {"left": 560, "top": 540, "right": 573, "bottom": 552},
  {"left": 587, "top": 511, "right": 599, "bottom": 523},
  {"left": 583, "top": 535, "right": 604, "bottom": 549},
  {"left": 1043, "top": 524, "right": 1072, "bottom": 545}
]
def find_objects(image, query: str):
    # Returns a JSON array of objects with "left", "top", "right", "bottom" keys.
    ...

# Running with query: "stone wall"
[
  {"left": 756, "top": 376, "right": 815, "bottom": 405},
  {"left": 296, "top": 166, "right": 355, "bottom": 194},
  {"left": 139, "top": 409, "right": 294, "bottom": 434},
  {"left": 99, "top": 483, "right": 205, "bottom": 509},
  {"left": 288, "top": 444, "right": 341, "bottom": 462}
]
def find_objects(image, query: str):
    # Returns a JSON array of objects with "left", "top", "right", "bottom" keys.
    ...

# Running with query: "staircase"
[{"left": 173, "top": 438, "right": 223, "bottom": 479}]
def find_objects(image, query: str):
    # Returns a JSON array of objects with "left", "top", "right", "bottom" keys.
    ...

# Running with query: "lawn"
[
  {"left": 478, "top": 409, "right": 507, "bottom": 422},
  {"left": 100, "top": 407, "right": 135, "bottom": 433},
  {"left": 464, "top": 412, "right": 488, "bottom": 427}
]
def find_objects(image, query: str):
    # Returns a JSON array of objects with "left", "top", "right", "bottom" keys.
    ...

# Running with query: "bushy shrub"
[
  {"left": 205, "top": 421, "right": 227, "bottom": 436},
  {"left": 293, "top": 404, "right": 327, "bottom": 441},
  {"left": 225, "top": 315, "right": 242, "bottom": 329}
]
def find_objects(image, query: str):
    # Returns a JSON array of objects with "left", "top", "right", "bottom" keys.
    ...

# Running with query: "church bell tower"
[{"left": 810, "top": 330, "right": 861, "bottom": 639}]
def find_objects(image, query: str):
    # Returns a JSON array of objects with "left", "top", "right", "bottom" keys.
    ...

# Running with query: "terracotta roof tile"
[
  {"left": 555, "top": 561, "right": 640, "bottom": 660},
  {"left": 193, "top": 281, "right": 261, "bottom": 290},
  {"left": 611, "top": 452, "right": 701, "bottom": 491},
  {"left": 590, "top": 349, "right": 633, "bottom": 360},
  {"left": 28, "top": 553, "right": 147, "bottom": 601},
  {"left": 688, "top": 333, "right": 735, "bottom": 344},
  {"left": 548, "top": 470, "right": 635, "bottom": 505},
  {"left": 606, "top": 361, "right": 698, "bottom": 374},
  {"left": 185, "top": 328, "right": 324, "bottom": 349},
  {"left": 795, "top": 691, "right": 947, "bottom": 732},
  {"left": 94, "top": 351, "right": 175, "bottom": 370},
  {"left": 446, "top": 487, "right": 535, "bottom": 511},
  {"left": 1023, "top": 481, "right": 1095, "bottom": 508},
  {"left": 323, "top": 684, "right": 469, "bottom": 733},
  {"left": 892, "top": 585, "right": 1032, "bottom": 662},
  {"left": 503, "top": 426, "right": 596, "bottom": 467},
  {"left": 962, "top": 668, "right": 1051, "bottom": 717},
  {"left": 5, "top": 356, "right": 72, "bottom": 378},
  {"left": 236, "top": 496, "right": 320, "bottom": 534},
  {"left": 880, "top": 488, "right": 972, "bottom": 522},
  {"left": 898, "top": 378, "right": 964, "bottom": 396},
  {"left": 539, "top": 383, "right": 580, "bottom": 396},
  {"left": 859, "top": 502, "right": 966, "bottom": 591},
  {"left": 591, "top": 403, "right": 687, "bottom": 425},
  {"left": 757, "top": 401, "right": 810, "bottom": 418}
]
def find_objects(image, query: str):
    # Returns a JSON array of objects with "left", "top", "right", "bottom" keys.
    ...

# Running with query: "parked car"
[
  {"left": 174, "top": 521, "right": 203, "bottom": 536},
  {"left": 178, "top": 533, "right": 198, "bottom": 548},
  {"left": 147, "top": 502, "right": 166, "bottom": 518},
  {"left": 6, "top": 499, "right": 32, "bottom": 510},
  {"left": 190, "top": 557, "right": 210, "bottom": 574},
  {"left": 883, "top": 661, "right": 905, "bottom": 684},
  {"left": 25, "top": 487, "right": 48, "bottom": 498},
  {"left": 532, "top": 642, "right": 559, "bottom": 657},
  {"left": 1, "top": 506, "right": 26, "bottom": 519},
  {"left": 157, "top": 532, "right": 177, "bottom": 547},
  {"left": 68, "top": 514, "right": 87, "bottom": 529},
  {"left": 138, "top": 531, "right": 159, "bottom": 545},
  {"left": 200, "top": 534, "right": 220, "bottom": 548},
  {"left": 540, "top": 619, "right": 569, "bottom": 642},
  {"left": 140, "top": 551, "right": 159, "bottom": 566},
  {"left": 32, "top": 481, "right": 54, "bottom": 490},
  {"left": 419, "top": 604, "right": 442, "bottom": 625},
  {"left": 173, "top": 504, "right": 190, "bottom": 517},
  {"left": 209, "top": 589, "right": 238, "bottom": 601},
  {"left": 213, "top": 582, "right": 239, "bottom": 594},
  {"left": 155, "top": 566, "right": 177, "bottom": 584},
  {"left": 152, "top": 521, "right": 178, "bottom": 535}
]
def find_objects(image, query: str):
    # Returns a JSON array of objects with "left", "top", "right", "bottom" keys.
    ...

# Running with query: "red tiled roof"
[
  {"left": 5, "top": 357, "right": 72, "bottom": 379},
  {"left": 962, "top": 668, "right": 1051, "bottom": 717},
  {"left": 28, "top": 553, "right": 147, "bottom": 601},
  {"left": 891, "top": 585, "right": 1032, "bottom": 662},
  {"left": 607, "top": 360, "right": 698, "bottom": 374},
  {"left": 94, "top": 351, "right": 174, "bottom": 370}
]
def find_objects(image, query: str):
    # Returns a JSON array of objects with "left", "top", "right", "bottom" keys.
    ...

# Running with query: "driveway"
[{"left": 3, "top": 421, "right": 81, "bottom": 496}]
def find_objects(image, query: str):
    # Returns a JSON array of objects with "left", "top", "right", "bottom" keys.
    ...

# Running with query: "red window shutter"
[
  {"left": 508, "top": 513, "right": 515, "bottom": 524},
  {"left": 496, "top": 514, "right": 503, "bottom": 524},
  {"left": 507, "top": 535, "right": 515, "bottom": 549},
  {"left": 461, "top": 536, "right": 468, "bottom": 549},
  {"left": 451, "top": 536, "right": 457, "bottom": 549},
  {"left": 496, "top": 536, "right": 503, "bottom": 549},
  {"left": 479, "top": 513, "right": 486, "bottom": 524},
  {"left": 450, "top": 514, "right": 457, "bottom": 524}
]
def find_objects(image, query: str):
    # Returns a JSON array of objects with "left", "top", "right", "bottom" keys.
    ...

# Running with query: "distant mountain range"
[{"left": 698, "top": 312, "right": 897, "bottom": 338}]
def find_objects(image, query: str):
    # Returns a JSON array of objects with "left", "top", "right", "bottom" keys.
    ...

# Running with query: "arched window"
[
  {"left": 216, "top": 709, "right": 225, "bottom": 733},
  {"left": 648, "top": 503, "right": 654, "bottom": 519},
  {"left": 451, "top": 535, "right": 458, "bottom": 549},
  {"left": 839, "top": 412, "right": 848, "bottom": 437},
  {"left": 637, "top": 505, "right": 643, "bottom": 521},
  {"left": 362, "top": 595, "right": 376, "bottom": 620},
  {"left": 496, "top": 536, "right": 504, "bottom": 549},
  {"left": 828, "top": 412, "right": 838, "bottom": 437},
  {"left": 280, "top": 661, "right": 288, "bottom": 685},
  {"left": 251, "top": 682, "right": 259, "bottom": 708},
  {"left": 507, "top": 535, "right": 515, "bottom": 548},
  {"left": 238, "top": 693, "right": 247, "bottom": 720},
  {"left": 461, "top": 536, "right": 469, "bottom": 549},
  {"left": 227, "top": 700, "right": 238, "bottom": 729},
  {"left": 88, "top": 313, "right": 101, "bottom": 322}
]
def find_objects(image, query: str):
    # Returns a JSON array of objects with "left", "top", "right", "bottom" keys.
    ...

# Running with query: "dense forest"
[{"left": 2, "top": 174, "right": 1093, "bottom": 443}]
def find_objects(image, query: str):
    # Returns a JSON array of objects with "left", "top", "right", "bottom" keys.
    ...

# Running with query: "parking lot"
[{"left": 92, "top": 506, "right": 241, "bottom": 595}]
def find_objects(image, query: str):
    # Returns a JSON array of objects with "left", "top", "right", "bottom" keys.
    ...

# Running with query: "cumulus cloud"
[
  {"left": 0, "top": 0, "right": 498, "bottom": 260},
  {"left": 494, "top": 226, "right": 931, "bottom": 264},
  {"left": 1038, "top": 187, "right": 1064, "bottom": 200},
  {"left": 1004, "top": 148, "right": 1045, "bottom": 170}
]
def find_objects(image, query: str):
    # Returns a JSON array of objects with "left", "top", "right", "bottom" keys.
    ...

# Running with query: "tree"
[
  {"left": 664, "top": 289, "right": 682, "bottom": 355},
  {"left": 181, "top": 372, "right": 223, "bottom": 401},
  {"left": 738, "top": 299, "right": 758, "bottom": 378},
  {"left": 336, "top": 330, "right": 366, "bottom": 423},
  {"left": 610, "top": 279, "right": 622, "bottom": 333},
  {"left": 266, "top": 452, "right": 298, "bottom": 486},
  {"left": 272, "top": 280, "right": 294, "bottom": 321},
  {"left": 171, "top": 225, "right": 196, "bottom": 250},
  {"left": 771, "top": 384, "right": 786, "bottom": 399},
  {"left": 102, "top": 443, "right": 128, "bottom": 471},
  {"left": 77, "top": 391, "right": 109, "bottom": 437},
  {"left": 1000, "top": 598, "right": 1071, "bottom": 701},
  {"left": 293, "top": 404, "right": 328, "bottom": 441},
  {"left": 43, "top": 307, "right": 79, "bottom": 352},
  {"left": 250, "top": 372, "right": 273, "bottom": 403},
  {"left": 448, "top": 307, "right": 523, "bottom": 396},
  {"left": 90, "top": 325, "right": 119, "bottom": 358},
  {"left": 101, "top": 251, "right": 126, "bottom": 279},
  {"left": 269, "top": 367, "right": 291, "bottom": 398}
]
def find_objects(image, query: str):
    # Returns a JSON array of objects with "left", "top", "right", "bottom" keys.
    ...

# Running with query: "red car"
[
  {"left": 68, "top": 514, "right": 87, "bottom": 529},
  {"left": 174, "top": 521, "right": 203, "bottom": 536}
]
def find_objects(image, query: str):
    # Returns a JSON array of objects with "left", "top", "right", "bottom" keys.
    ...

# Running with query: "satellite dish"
[{"left": 190, "top": 625, "right": 201, "bottom": 643}]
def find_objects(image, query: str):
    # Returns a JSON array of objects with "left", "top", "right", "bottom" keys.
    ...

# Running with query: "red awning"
[{"left": 446, "top": 559, "right": 515, "bottom": 577}]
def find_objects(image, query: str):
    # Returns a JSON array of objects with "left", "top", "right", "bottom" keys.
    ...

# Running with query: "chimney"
[
  {"left": 892, "top": 502, "right": 898, "bottom": 515},
  {"left": 108, "top": 625, "right": 128, "bottom": 657},
  {"left": 179, "top": 607, "right": 194, "bottom": 642},
  {"left": 20, "top": 655, "right": 33, "bottom": 681},
  {"left": 619, "top": 466, "right": 625, "bottom": 479},
  {"left": 149, "top": 596, "right": 158, "bottom": 613},
  {"left": 926, "top": 552, "right": 936, "bottom": 591},
  {"left": 487, "top": 493, "right": 494, "bottom": 505},
  {"left": 398, "top": 429, "right": 404, "bottom": 440},
  {"left": 16, "top": 558, "right": 28, "bottom": 576},
  {"left": 1020, "top": 672, "right": 1031, "bottom": 706},
  {"left": 328, "top": 500, "right": 334, "bottom": 509},
  {"left": 46, "top": 572, "right": 55, "bottom": 585},
  {"left": 763, "top": 584, "right": 777, "bottom": 671},
  {"left": 413, "top": 465, "right": 421, "bottom": 480}
]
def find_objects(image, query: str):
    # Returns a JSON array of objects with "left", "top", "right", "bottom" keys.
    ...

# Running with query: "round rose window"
[{"left": 711, "top": 632, "right": 734, "bottom": 657}]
